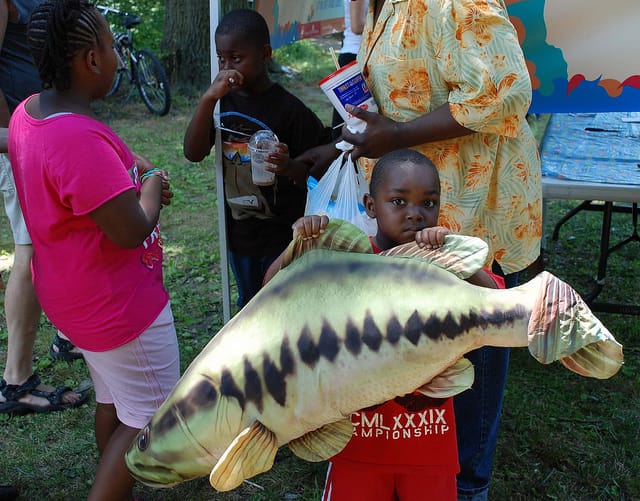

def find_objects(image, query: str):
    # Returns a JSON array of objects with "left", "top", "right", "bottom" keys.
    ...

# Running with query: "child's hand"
[
  {"left": 266, "top": 143, "right": 309, "bottom": 185},
  {"left": 160, "top": 175, "right": 173, "bottom": 207},
  {"left": 415, "top": 226, "right": 452, "bottom": 249},
  {"left": 134, "top": 152, "right": 155, "bottom": 174},
  {"left": 265, "top": 143, "right": 290, "bottom": 173},
  {"left": 206, "top": 69, "right": 244, "bottom": 100},
  {"left": 292, "top": 215, "right": 329, "bottom": 240},
  {"left": 135, "top": 152, "right": 173, "bottom": 207}
]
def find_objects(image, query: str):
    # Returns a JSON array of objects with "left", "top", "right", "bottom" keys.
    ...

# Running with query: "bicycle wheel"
[
  {"left": 133, "top": 49, "right": 171, "bottom": 116},
  {"left": 106, "top": 36, "right": 129, "bottom": 97},
  {"left": 106, "top": 68, "right": 124, "bottom": 97}
]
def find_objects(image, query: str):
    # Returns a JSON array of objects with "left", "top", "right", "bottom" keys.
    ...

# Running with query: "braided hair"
[{"left": 27, "top": 0, "right": 104, "bottom": 90}]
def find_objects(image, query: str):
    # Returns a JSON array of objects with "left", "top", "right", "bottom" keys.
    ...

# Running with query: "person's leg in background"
[
  {"left": 229, "top": 251, "right": 280, "bottom": 309},
  {"left": 1, "top": 152, "right": 42, "bottom": 391},
  {"left": 454, "top": 346, "right": 510, "bottom": 501},
  {"left": 3, "top": 242, "right": 41, "bottom": 386},
  {"left": 50, "top": 330, "right": 83, "bottom": 362},
  {"left": 0, "top": 154, "right": 83, "bottom": 412},
  {"left": 454, "top": 264, "right": 519, "bottom": 501}
]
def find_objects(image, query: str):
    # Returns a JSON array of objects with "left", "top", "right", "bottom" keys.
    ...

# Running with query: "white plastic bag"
[
  {"left": 305, "top": 151, "right": 345, "bottom": 218},
  {"left": 305, "top": 152, "right": 377, "bottom": 236}
]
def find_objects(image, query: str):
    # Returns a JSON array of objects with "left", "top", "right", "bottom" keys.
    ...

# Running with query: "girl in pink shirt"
[{"left": 8, "top": 1, "right": 179, "bottom": 499}]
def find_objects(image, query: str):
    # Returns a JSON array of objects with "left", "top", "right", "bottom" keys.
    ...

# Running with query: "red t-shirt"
[
  {"left": 332, "top": 395, "right": 459, "bottom": 474},
  {"left": 331, "top": 237, "right": 504, "bottom": 473}
]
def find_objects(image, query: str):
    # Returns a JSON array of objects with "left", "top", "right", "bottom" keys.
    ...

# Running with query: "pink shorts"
[{"left": 81, "top": 301, "right": 180, "bottom": 428}]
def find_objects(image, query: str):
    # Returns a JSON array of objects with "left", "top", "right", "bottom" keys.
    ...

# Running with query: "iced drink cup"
[{"left": 249, "top": 130, "right": 278, "bottom": 186}]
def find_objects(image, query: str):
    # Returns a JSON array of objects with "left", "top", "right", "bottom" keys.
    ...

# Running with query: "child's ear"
[
  {"left": 261, "top": 43, "right": 273, "bottom": 62},
  {"left": 364, "top": 193, "right": 376, "bottom": 218},
  {"left": 85, "top": 48, "right": 101, "bottom": 75}
]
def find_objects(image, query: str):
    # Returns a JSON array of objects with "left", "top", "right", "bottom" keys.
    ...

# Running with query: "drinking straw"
[{"left": 329, "top": 47, "right": 340, "bottom": 70}]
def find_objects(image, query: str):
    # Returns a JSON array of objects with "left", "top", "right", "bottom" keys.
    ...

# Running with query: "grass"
[{"left": 1, "top": 38, "right": 639, "bottom": 500}]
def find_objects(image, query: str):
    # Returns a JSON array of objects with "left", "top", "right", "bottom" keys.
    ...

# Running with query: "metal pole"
[{"left": 210, "top": 0, "right": 232, "bottom": 323}]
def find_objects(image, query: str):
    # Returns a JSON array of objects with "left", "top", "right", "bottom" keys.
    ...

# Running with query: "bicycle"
[{"left": 98, "top": 5, "right": 171, "bottom": 116}]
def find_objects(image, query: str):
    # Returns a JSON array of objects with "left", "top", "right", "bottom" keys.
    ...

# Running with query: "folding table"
[{"left": 540, "top": 112, "right": 640, "bottom": 315}]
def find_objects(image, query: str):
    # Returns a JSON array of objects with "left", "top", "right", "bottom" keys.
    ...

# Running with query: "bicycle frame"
[
  {"left": 98, "top": 4, "right": 171, "bottom": 115},
  {"left": 115, "top": 33, "right": 133, "bottom": 77}
]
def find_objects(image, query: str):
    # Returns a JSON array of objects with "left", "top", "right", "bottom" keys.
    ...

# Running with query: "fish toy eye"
[{"left": 137, "top": 427, "right": 150, "bottom": 451}]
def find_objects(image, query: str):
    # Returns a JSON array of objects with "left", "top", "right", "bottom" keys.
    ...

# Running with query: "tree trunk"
[
  {"left": 162, "top": 0, "right": 257, "bottom": 89},
  {"left": 162, "top": 0, "right": 211, "bottom": 89},
  {"left": 222, "top": 0, "right": 254, "bottom": 13}
]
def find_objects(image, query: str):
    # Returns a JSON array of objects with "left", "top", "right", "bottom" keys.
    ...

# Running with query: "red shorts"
[{"left": 322, "top": 461, "right": 457, "bottom": 501}]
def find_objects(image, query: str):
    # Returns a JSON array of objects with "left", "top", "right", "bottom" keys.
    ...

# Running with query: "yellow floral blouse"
[{"left": 358, "top": 0, "right": 542, "bottom": 274}]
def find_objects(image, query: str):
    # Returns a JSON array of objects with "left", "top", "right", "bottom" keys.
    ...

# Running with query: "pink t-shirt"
[{"left": 9, "top": 99, "right": 168, "bottom": 351}]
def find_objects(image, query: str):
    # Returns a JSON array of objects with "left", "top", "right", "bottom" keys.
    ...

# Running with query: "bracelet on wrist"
[{"left": 140, "top": 168, "right": 163, "bottom": 183}]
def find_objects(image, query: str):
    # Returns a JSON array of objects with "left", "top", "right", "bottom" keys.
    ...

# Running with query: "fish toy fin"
[
  {"left": 209, "top": 420, "right": 277, "bottom": 492},
  {"left": 288, "top": 418, "right": 354, "bottom": 462},
  {"left": 528, "top": 271, "right": 624, "bottom": 379},
  {"left": 274, "top": 219, "right": 372, "bottom": 273},
  {"left": 380, "top": 234, "right": 489, "bottom": 279},
  {"left": 416, "top": 357, "right": 475, "bottom": 398}
]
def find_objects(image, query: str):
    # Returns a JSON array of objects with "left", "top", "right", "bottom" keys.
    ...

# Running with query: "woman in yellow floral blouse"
[{"left": 299, "top": 1, "right": 541, "bottom": 500}]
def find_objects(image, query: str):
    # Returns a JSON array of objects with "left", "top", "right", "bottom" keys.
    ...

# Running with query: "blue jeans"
[
  {"left": 454, "top": 269, "right": 519, "bottom": 501},
  {"left": 229, "top": 252, "right": 279, "bottom": 309}
]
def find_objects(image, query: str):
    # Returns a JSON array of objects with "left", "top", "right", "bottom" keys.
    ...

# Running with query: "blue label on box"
[{"left": 333, "top": 72, "right": 372, "bottom": 108}]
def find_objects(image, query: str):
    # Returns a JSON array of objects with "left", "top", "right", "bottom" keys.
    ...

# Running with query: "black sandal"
[
  {"left": 49, "top": 334, "right": 83, "bottom": 362},
  {"left": 0, "top": 373, "right": 89, "bottom": 415},
  {"left": 0, "top": 485, "right": 18, "bottom": 501}
]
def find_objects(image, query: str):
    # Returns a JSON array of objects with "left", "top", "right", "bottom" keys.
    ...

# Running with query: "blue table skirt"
[{"left": 540, "top": 112, "right": 640, "bottom": 186}]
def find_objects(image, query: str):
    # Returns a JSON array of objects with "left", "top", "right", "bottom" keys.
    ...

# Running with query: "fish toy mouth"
[{"left": 127, "top": 464, "right": 185, "bottom": 488}]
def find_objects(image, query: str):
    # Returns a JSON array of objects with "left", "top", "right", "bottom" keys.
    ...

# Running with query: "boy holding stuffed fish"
[{"left": 267, "top": 149, "right": 503, "bottom": 500}]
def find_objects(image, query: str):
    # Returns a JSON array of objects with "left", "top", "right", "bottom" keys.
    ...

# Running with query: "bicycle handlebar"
[{"left": 96, "top": 4, "right": 122, "bottom": 16}]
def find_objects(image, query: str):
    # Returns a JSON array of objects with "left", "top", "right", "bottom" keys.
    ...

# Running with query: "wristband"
[{"left": 140, "top": 168, "right": 162, "bottom": 183}]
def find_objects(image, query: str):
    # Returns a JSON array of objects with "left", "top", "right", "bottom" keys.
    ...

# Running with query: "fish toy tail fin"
[{"left": 527, "top": 271, "right": 623, "bottom": 379}]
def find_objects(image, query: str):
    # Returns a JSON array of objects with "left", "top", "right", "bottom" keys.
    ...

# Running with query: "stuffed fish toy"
[{"left": 125, "top": 220, "right": 623, "bottom": 492}]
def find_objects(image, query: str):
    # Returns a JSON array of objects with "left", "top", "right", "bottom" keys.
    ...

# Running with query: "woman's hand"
[
  {"left": 294, "top": 142, "right": 341, "bottom": 181},
  {"left": 340, "top": 105, "right": 403, "bottom": 160}
]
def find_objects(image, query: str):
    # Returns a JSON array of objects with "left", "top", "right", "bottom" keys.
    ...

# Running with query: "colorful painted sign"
[
  {"left": 255, "top": 0, "right": 344, "bottom": 49},
  {"left": 255, "top": 0, "right": 640, "bottom": 113},
  {"left": 507, "top": 0, "right": 640, "bottom": 112}
]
